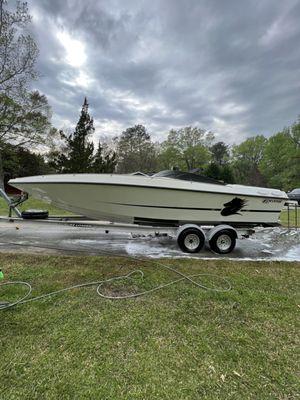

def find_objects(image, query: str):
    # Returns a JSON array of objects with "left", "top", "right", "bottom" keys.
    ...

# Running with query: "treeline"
[
  {"left": 0, "top": 2, "right": 299, "bottom": 192},
  {"left": 3, "top": 95, "right": 300, "bottom": 191}
]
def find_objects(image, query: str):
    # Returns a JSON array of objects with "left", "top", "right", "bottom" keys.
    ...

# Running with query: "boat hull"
[{"left": 9, "top": 176, "right": 287, "bottom": 227}]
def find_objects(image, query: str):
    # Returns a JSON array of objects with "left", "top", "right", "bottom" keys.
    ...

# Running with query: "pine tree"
[
  {"left": 204, "top": 162, "right": 221, "bottom": 180},
  {"left": 93, "top": 141, "right": 117, "bottom": 173},
  {"left": 220, "top": 164, "right": 235, "bottom": 183},
  {"left": 93, "top": 142, "right": 105, "bottom": 172},
  {"left": 62, "top": 97, "right": 95, "bottom": 173}
]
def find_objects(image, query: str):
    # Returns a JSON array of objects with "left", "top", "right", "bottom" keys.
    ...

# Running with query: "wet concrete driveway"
[{"left": 0, "top": 218, "right": 299, "bottom": 261}]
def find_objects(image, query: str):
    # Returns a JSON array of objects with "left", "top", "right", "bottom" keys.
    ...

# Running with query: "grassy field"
[
  {"left": 0, "top": 254, "right": 299, "bottom": 399},
  {"left": 280, "top": 209, "right": 300, "bottom": 227},
  {"left": 0, "top": 197, "right": 73, "bottom": 216}
]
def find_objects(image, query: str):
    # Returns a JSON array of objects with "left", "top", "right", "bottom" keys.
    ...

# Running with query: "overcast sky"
[{"left": 28, "top": 0, "right": 300, "bottom": 144}]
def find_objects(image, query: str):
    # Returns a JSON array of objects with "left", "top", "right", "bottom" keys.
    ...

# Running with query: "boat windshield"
[{"left": 153, "top": 170, "right": 225, "bottom": 185}]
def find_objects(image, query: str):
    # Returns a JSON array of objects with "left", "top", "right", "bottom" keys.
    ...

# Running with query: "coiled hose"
[{"left": 0, "top": 239, "right": 232, "bottom": 311}]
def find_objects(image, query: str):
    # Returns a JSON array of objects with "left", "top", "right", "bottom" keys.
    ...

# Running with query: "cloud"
[
  {"left": 28, "top": 0, "right": 300, "bottom": 143},
  {"left": 56, "top": 31, "right": 87, "bottom": 68}
]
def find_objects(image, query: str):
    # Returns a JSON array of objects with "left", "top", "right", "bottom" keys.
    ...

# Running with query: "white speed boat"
[{"left": 9, "top": 170, "right": 288, "bottom": 228}]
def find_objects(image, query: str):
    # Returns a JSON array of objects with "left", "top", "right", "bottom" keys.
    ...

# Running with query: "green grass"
[
  {"left": 0, "top": 254, "right": 299, "bottom": 399},
  {"left": 0, "top": 197, "right": 73, "bottom": 216},
  {"left": 280, "top": 210, "right": 300, "bottom": 227}
]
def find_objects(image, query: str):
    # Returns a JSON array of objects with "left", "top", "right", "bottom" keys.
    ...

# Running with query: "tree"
[
  {"left": 204, "top": 163, "right": 221, "bottom": 180},
  {"left": 210, "top": 142, "right": 229, "bottom": 165},
  {"left": 45, "top": 146, "right": 66, "bottom": 173},
  {"left": 260, "top": 121, "right": 300, "bottom": 190},
  {"left": 0, "top": 91, "right": 52, "bottom": 147},
  {"left": 221, "top": 164, "right": 235, "bottom": 183},
  {"left": 116, "top": 125, "right": 157, "bottom": 173},
  {"left": 203, "top": 162, "right": 235, "bottom": 183},
  {"left": 232, "top": 135, "right": 267, "bottom": 186},
  {"left": 57, "top": 98, "right": 95, "bottom": 173},
  {"left": 2, "top": 143, "right": 52, "bottom": 188},
  {"left": 159, "top": 127, "right": 213, "bottom": 171},
  {"left": 289, "top": 119, "right": 300, "bottom": 188},
  {"left": 158, "top": 144, "right": 184, "bottom": 170},
  {"left": 0, "top": 1, "right": 52, "bottom": 185},
  {"left": 0, "top": 0, "right": 38, "bottom": 97},
  {"left": 93, "top": 141, "right": 117, "bottom": 173}
]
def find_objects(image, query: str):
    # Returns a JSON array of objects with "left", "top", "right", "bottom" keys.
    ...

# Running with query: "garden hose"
[{"left": 0, "top": 244, "right": 231, "bottom": 311}]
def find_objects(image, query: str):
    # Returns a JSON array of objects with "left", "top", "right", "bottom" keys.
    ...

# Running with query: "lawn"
[
  {"left": 280, "top": 209, "right": 300, "bottom": 227},
  {"left": 0, "top": 197, "right": 73, "bottom": 217},
  {"left": 0, "top": 254, "right": 299, "bottom": 399}
]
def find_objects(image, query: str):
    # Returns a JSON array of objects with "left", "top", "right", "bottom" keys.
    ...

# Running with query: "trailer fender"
[
  {"left": 176, "top": 224, "right": 205, "bottom": 240},
  {"left": 207, "top": 225, "right": 237, "bottom": 241}
]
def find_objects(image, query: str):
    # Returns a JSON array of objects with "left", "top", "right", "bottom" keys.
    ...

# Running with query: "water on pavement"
[{"left": 0, "top": 219, "right": 299, "bottom": 261}]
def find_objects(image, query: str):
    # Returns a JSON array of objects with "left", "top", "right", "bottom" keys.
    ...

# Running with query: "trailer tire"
[
  {"left": 177, "top": 227, "right": 205, "bottom": 253},
  {"left": 21, "top": 210, "right": 49, "bottom": 220},
  {"left": 209, "top": 230, "right": 236, "bottom": 254}
]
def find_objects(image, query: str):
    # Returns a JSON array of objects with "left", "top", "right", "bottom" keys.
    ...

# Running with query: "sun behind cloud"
[{"left": 57, "top": 30, "right": 87, "bottom": 68}]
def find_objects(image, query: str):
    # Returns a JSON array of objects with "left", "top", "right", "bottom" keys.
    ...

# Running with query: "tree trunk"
[{"left": 0, "top": 150, "right": 4, "bottom": 190}]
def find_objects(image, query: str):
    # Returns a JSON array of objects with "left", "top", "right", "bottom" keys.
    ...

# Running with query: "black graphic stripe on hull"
[{"left": 110, "top": 202, "right": 281, "bottom": 213}]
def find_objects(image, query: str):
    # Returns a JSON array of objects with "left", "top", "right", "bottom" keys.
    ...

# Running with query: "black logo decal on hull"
[{"left": 221, "top": 197, "right": 247, "bottom": 216}]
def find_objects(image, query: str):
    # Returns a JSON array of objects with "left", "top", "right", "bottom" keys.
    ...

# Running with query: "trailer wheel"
[
  {"left": 209, "top": 230, "right": 236, "bottom": 254},
  {"left": 177, "top": 228, "right": 205, "bottom": 253},
  {"left": 21, "top": 209, "right": 49, "bottom": 220}
]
